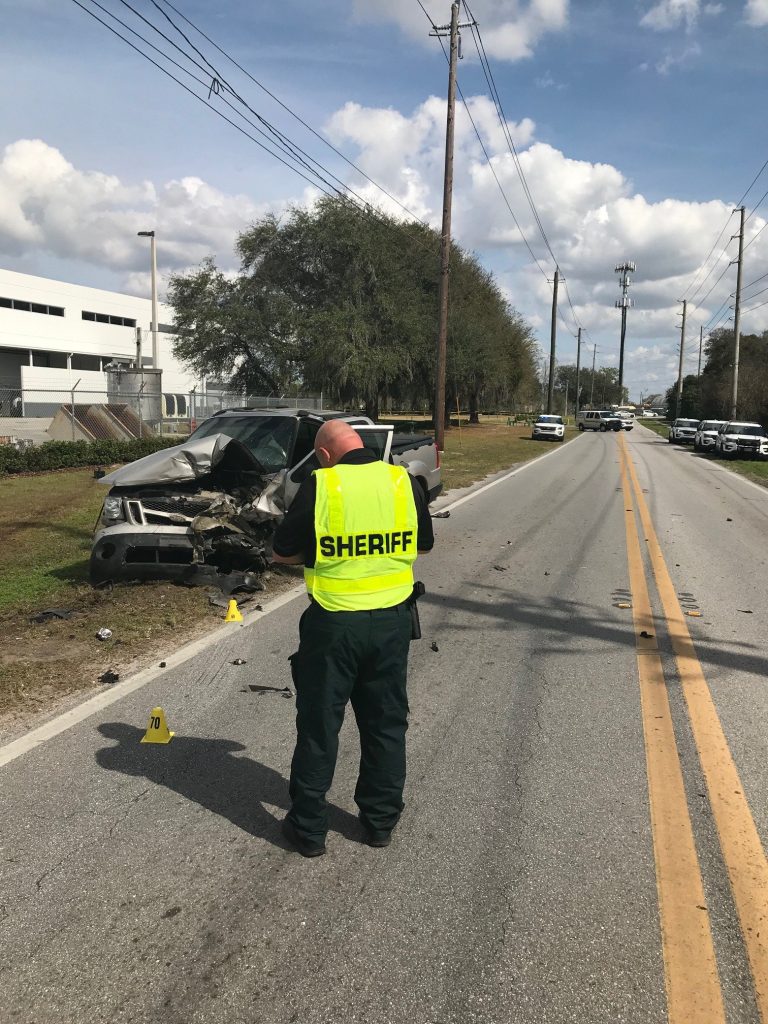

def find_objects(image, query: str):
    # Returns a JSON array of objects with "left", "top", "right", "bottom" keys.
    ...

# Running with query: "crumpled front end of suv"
[{"left": 90, "top": 435, "right": 286, "bottom": 588}]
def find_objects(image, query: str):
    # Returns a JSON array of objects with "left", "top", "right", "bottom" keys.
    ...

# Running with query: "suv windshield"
[
  {"left": 701, "top": 421, "right": 722, "bottom": 430},
  {"left": 599, "top": 411, "right": 616, "bottom": 419},
  {"left": 676, "top": 419, "right": 699, "bottom": 427},
  {"left": 189, "top": 415, "right": 297, "bottom": 472},
  {"left": 536, "top": 416, "right": 563, "bottom": 424},
  {"left": 726, "top": 424, "right": 764, "bottom": 436}
]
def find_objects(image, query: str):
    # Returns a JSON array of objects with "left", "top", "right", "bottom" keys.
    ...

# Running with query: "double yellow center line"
[{"left": 618, "top": 434, "right": 768, "bottom": 1023}]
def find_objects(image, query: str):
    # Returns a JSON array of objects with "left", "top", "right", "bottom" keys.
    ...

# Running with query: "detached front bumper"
[{"left": 90, "top": 524, "right": 199, "bottom": 585}]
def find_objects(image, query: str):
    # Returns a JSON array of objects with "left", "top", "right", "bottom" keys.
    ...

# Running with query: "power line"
[
  {"left": 72, "top": 0, "right": 447, "bottom": 270},
  {"left": 155, "top": 0, "right": 428, "bottom": 227},
  {"left": 111, "top": 0, "right": 380, "bottom": 205},
  {"left": 71, "top": 0, "right": 340, "bottom": 197},
  {"left": 461, "top": 1, "right": 583, "bottom": 337}
]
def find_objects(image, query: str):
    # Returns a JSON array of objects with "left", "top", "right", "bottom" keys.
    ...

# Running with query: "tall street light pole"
[
  {"left": 589, "top": 344, "right": 597, "bottom": 408},
  {"left": 138, "top": 230, "right": 159, "bottom": 370}
]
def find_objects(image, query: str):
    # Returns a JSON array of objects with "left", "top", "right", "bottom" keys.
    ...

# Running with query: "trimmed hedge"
[{"left": 0, "top": 436, "right": 182, "bottom": 475}]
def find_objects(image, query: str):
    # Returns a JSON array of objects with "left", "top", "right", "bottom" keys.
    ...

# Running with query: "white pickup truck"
[{"left": 90, "top": 409, "right": 441, "bottom": 589}]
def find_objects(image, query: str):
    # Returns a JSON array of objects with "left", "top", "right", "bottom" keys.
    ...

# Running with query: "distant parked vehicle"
[
  {"left": 693, "top": 420, "right": 726, "bottom": 452},
  {"left": 639, "top": 410, "right": 658, "bottom": 418},
  {"left": 668, "top": 418, "right": 699, "bottom": 444},
  {"left": 614, "top": 411, "right": 634, "bottom": 431},
  {"left": 531, "top": 414, "right": 565, "bottom": 442},
  {"left": 576, "top": 410, "right": 622, "bottom": 432},
  {"left": 714, "top": 422, "right": 768, "bottom": 460}
]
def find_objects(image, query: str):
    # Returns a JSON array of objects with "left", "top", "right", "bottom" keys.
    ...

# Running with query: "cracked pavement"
[{"left": 1, "top": 428, "right": 767, "bottom": 1022}]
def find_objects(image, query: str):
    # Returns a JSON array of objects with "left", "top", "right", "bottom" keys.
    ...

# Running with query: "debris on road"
[
  {"left": 95, "top": 627, "right": 113, "bottom": 641},
  {"left": 99, "top": 670, "right": 120, "bottom": 685},
  {"left": 431, "top": 510, "right": 451, "bottom": 519},
  {"left": 616, "top": 602, "right": 632, "bottom": 609},
  {"left": 248, "top": 684, "right": 293, "bottom": 698},
  {"left": 231, "top": 658, "right": 247, "bottom": 665},
  {"left": 430, "top": 641, "right": 439, "bottom": 652},
  {"left": 159, "top": 661, "right": 167, "bottom": 668},
  {"left": 640, "top": 630, "right": 654, "bottom": 639},
  {"left": 726, "top": 517, "right": 733, "bottom": 522},
  {"left": 737, "top": 609, "right": 753, "bottom": 614},
  {"left": 29, "top": 608, "right": 75, "bottom": 624},
  {"left": 493, "top": 565, "right": 507, "bottom": 572}
]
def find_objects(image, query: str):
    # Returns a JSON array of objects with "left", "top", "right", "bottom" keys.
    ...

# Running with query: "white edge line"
[
  {"left": 439, "top": 432, "right": 586, "bottom": 515},
  {"left": 0, "top": 584, "right": 305, "bottom": 770},
  {"left": 1, "top": 434, "right": 584, "bottom": 769}
]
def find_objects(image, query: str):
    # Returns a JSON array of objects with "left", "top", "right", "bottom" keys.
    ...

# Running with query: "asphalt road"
[{"left": 1, "top": 426, "right": 767, "bottom": 1024}]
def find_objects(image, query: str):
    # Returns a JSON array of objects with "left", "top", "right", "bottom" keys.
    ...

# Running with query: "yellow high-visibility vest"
[{"left": 305, "top": 461, "right": 418, "bottom": 611}]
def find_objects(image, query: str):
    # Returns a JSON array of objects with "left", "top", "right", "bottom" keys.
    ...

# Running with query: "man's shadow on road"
[{"left": 95, "top": 723, "right": 364, "bottom": 850}]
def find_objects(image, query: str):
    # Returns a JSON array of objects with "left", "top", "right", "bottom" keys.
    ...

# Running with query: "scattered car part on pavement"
[{"left": 95, "top": 627, "right": 113, "bottom": 641}]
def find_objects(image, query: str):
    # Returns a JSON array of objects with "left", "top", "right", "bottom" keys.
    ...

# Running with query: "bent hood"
[{"left": 100, "top": 434, "right": 238, "bottom": 487}]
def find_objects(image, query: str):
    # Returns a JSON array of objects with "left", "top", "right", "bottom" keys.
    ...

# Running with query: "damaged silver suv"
[{"left": 90, "top": 409, "right": 441, "bottom": 590}]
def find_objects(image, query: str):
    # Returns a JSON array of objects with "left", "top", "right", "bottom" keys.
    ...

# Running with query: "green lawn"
[
  {"left": 0, "top": 470, "right": 105, "bottom": 613},
  {"left": 638, "top": 418, "right": 670, "bottom": 438},
  {"left": 438, "top": 419, "right": 578, "bottom": 490}
]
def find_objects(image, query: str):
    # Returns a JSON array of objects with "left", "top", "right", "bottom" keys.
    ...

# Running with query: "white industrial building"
[{"left": 0, "top": 267, "right": 200, "bottom": 418}]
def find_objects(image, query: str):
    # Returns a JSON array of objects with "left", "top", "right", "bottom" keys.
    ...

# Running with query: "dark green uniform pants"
[{"left": 287, "top": 599, "right": 411, "bottom": 847}]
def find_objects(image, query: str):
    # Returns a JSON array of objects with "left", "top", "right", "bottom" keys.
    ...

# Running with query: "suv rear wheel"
[{"left": 599, "top": 423, "right": 607, "bottom": 432}]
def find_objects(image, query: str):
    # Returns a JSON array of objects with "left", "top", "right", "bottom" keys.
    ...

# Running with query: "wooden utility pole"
[
  {"left": 697, "top": 325, "right": 704, "bottom": 379},
  {"left": 547, "top": 268, "right": 559, "bottom": 413},
  {"left": 675, "top": 299, "right": 687, "bottom": 420},
  {"left": 731, "top": 205, "right": 746, "bottom": 419},
  {"left": 432, "top": 3, "right": 460, "bottom": 452},
  {"left": 589, "top": 344, "right": 597, "bottom": 407},
  {"left": 575, "top": 327, "right": 582, "bottom": 418}
]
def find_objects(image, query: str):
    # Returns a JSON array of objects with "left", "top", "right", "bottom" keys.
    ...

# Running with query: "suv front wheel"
[{"left": 599, "top": 423, "right": 607, "bottom": 432}]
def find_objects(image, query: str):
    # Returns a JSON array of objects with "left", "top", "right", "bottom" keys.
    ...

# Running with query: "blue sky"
[{"left": 2, "top": 0, "right": 768, "bottom": 398}]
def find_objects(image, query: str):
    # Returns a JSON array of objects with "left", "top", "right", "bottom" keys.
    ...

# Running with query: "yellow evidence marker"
[
  {"left": 141, "top": 707, "right": 174, "bottom": 744},
  {"left": 224, "top": 599, "right": 243, "bottom": 623}
]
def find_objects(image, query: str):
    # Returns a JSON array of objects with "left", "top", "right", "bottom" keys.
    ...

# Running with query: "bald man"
[{"left": 272, "top": 419, "right": 434, "bottom": 857}]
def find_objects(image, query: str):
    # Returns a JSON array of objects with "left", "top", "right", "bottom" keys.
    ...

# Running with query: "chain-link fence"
[{"left": 0, "top": 385, "right": 323, "bottom": 445}]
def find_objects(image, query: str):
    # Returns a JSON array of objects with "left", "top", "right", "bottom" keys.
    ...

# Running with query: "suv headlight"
[{"left": 102, "top": 496, "right": 125, "bottom": 523}]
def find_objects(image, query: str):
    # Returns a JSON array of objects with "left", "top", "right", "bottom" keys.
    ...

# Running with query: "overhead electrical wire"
[
  {"left": 154, "top": 0, "right": 428, "bottom": 228},
  {"left": 462, "top": 0, "right": 583, "bottom": 336},
  {"left": 71, "top": 0, "right": 447, "bottom": 268}
]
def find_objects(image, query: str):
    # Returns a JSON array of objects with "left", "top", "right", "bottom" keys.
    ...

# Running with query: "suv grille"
[{"left": 141, "top": 498, "right": 214, "bottom": 516}]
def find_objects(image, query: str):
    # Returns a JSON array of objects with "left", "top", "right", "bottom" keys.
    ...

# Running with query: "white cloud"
[
  {"left": 350, "top": 0, "right": 568, "bottom": 61},
  {"left": 640, "top": 0, "right": 701, "bottom": 31},
  {"left": 0, "top": 139, "right": 285, "bottom": 295},
  {"left": 325, "top": 94, "right": 766, "bottom": 390},
  {"left": 4, "top": 109, "right": 768, "bottom": 397},
  {"left": 703, "top": 3, "right": 724, "bottom": 14},
  {"left": 745, "top": 0, "right": 768, "bottom": 25},
  {"left": 655, "top": 41, "right": 702, "bottom": 73}
]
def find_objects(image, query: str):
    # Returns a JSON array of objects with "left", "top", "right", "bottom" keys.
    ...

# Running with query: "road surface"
[{"left": 2, "top": 425, "right": 767, "bottom": 1024}]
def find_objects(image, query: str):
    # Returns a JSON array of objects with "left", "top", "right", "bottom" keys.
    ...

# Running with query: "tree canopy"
[{"left": 167, "top": 197, "right": 540, "bottom": 421}]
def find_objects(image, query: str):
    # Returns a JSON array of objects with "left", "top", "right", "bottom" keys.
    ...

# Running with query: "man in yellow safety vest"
[{"left": 272, "top": 419, "right": 434, "bottom": 857}]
